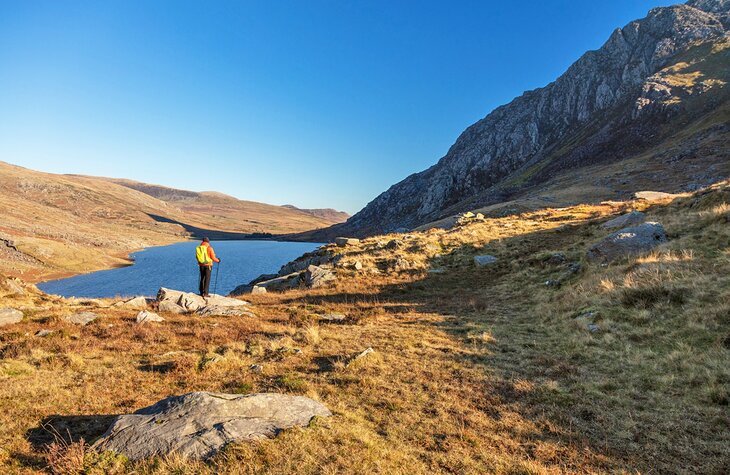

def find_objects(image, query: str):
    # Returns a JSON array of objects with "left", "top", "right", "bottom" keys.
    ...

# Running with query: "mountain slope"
[
  {"left": 0, "top": 162, "right": 340, "bottom": 281},
  {"left": 339, "top": 0, "right": 730, "bottom": 237}
]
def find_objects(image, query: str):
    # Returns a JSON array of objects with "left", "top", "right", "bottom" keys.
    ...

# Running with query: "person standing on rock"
[{"left": 196, "top": 237, "right": 220, "bottom": 297}]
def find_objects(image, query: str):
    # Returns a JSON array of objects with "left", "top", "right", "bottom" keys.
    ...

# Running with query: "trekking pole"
[{"left": 213, "top": 261, "right": 220, "bottom": 296}]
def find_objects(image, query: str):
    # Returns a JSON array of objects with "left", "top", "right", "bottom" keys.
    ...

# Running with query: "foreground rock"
[
  {"left": 587, "top": 222, "right": 668, "bottom": 262},
  {"left": 93, "top": 392, "right": 332, "bottom": 461},
  {"left": 602, "top": 211, "right": 646, "bottom": 229},
  {"left": 231, "top": 265, "right": 337, "bottom": 295},
  {"left": 0, "top": 308, "right": 23, "bottom": 327}
]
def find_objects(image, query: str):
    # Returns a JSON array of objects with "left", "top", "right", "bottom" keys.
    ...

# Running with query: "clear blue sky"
[{"left": 0, "top": 0, "right": 674, "bottom": 214}]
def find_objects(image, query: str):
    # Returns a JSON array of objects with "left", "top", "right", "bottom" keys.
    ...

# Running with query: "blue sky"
[{"left": 0, "top": 0, "right": 674, "bottom": 214}]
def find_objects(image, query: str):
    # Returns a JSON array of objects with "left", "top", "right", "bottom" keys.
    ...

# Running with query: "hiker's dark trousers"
[{"left": 199, "top": 265, "right": 212, "bottom": 296}]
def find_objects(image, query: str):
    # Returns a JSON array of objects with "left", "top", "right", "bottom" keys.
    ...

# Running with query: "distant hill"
[
  {"left": 281, "top": 205, "right": 349, "bottom": 223},
  {"left": 0, "top": 162, "right": 341, "bottom": 281},
  {"left": 332, "top": 0, "right": 730, "bottom": 237}
]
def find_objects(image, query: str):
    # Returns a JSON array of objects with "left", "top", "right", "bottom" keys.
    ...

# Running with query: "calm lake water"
[{"left": 38, "top": 240, "right": 320, "bottom": 298}]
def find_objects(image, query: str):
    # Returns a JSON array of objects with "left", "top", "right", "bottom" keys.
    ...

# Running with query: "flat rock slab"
[
  {"left": 197, "top": 305, "right": 256, "bottom": 317},
  {"left": 0, "top": 308, "right": 23, "bottom": 327},
  {"left": 93, "top": 392, "right": 332, "bottom": 461},
  {"left": 64, "top": 311, "right": 99, "bottom": 326},
  {"left": 157, "top": 288, "right": 248, "bottom": 312},
  {"left": 634, "top": 191, "right": 680, "bottom": 201},
  {"left": 602, "top": 211, "right": 646, "bottom": 229}
]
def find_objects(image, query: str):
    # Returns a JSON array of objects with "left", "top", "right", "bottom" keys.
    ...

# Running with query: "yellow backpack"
[{"left": 195, "top": 245, "right": 211, "bottom": 265}]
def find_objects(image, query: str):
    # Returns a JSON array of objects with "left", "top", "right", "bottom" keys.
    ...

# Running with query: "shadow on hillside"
[
  {"left": 26, "top": 414, "right": 118, "bottom": 450},
  {"left": 147, "top": 213, "right": 273, "bottom": 240}
]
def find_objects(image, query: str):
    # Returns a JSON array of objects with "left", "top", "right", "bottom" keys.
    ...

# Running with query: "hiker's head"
[{"left": 202, "top": 237, "right": 210, "bottom": 243}]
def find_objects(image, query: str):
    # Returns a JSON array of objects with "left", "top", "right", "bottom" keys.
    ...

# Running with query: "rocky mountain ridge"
[{"left": 337, "top": 0, "right": 730, "bottom": 236}]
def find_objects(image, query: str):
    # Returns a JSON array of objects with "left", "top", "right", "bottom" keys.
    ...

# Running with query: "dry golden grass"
[{"left": 1, "top": 181, "right": 729, "bottom": 474}]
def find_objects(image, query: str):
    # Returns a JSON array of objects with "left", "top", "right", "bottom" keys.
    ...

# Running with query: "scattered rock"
[
  {"left": 588, "top": 324, "right": 601, "bottom": 333},
  {"left": 136, "top": 310, "right": 164, "bottom": 324},
  {"left": 251, "top": 286, "right": 267, "bottom": 294},
  {"left": 474, "top": 255, "right": 498, "bottom": 267},
  {"left": 335, "top": 237, "right": 360, "bottom": 247},
  {"left": 0, "top": 308, "right": 23, "bottom": 327},
  {"left": 634, "top": 191, "right": 680, "bottom": 201},
  {"left": 0, "top": 277, "right": 25, "bottom": 297},
  {"left": 114, "top": 296, "right": 148, "bottom": 310},
  {"left": 35, "top": 329, "right": 53, "bottom": 337},
  {"left": 178, "top": 293, "right": 207, "bottom": 312},
  {"left": 353, "top": 261, "right": 363, "bottom": 271},
  {"left": 229, "top": 274, "right": 278, "bottom": 295},
  {"left": 545, "top": 253, "right": 567, "bottom": 265},
  {"left": 351, "top": 347, "right": 374, "bottom": 363},
  {"left": 602, "top": 211, "right": 646, "bottom": 229},
  {"left": 304, "top": 265, "right": 336, "bottom": 288},
  {"left": 427, "top": 268, "right": 445, "bottom": 274},
  {"left": 64, "top": 311, "right": 99, "bottom": 326},
  {"left": 385, "top": 239, "right": 404, "bottom": 250},
  {"left": 250, "top": 364, "right": 264, "bottom": 373},
  {"left": 586, "top": 223, "right": 668, "bottom": 262},
  {"left": 319, "top": 313, "right": 346, "bottom": 323},
  {"left": 93, "top": 392, "right": 332, "bottom": 460}
]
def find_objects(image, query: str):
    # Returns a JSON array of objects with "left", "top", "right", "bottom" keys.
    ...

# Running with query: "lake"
[{"left": 38, "top": 240, "right": 321, "bottom": 298}]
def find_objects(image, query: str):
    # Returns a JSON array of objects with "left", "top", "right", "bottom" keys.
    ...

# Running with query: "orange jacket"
[{"left": 199, "top": 241, "right": 220, "bottom": 266}]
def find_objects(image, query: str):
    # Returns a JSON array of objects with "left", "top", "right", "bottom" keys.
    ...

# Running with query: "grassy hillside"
[
  {"left": 0, "top": 162, "right": 341, "bottom": 282},
  {"left": 0, "top": 180, "right": 727, "bottom": 473}
]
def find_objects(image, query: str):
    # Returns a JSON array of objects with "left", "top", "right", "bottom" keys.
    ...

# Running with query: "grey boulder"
[
  {"left": 304, "top": 265, "right": 336, "bottom": 288},
  {"left": 0, "top": 308, "right": 23, "bottom": 327},
  {"left": 587, "top": 222, "right": 668, "bottom": 262},
  {"left": 601, "top": 211, "right": 646, "bottom": 229},
  {"left": 136, "top": 310, "right": 164, "bottom": 324},
  {"left": 335, "top": 237, "right": 360, "bottom": 247},
  {"left": 64, "top": 311, "right": 99, "bottom": 326},
  {"left": 114, "top": 296, "right": 148, "bottom": 310},
  {"left": 93, "top": 392, "right": 332, "bottom": 461}
]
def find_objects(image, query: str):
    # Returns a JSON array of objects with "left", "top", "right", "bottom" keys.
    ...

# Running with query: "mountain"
[
  {"left": 281, "top": 205, "right": 350, "bottom": 223},
  {"left": 0, "top": 162, "right": 340, "bottom": 281},
  {"left": 336, "top": 0, "right": 730, "bottom": 237}
]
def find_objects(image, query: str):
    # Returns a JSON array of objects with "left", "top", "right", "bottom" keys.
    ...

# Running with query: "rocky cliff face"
[{"left": 342, "top": 0, "right": 730, "bottom": 236}]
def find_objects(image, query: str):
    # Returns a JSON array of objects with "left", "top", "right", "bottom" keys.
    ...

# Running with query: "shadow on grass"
[{"left": 26, "top": 414, "right": 118, "bottom": 451}]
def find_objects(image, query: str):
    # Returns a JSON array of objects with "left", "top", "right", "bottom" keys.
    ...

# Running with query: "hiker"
[{"left": 195, "top": 237, "right": 220, "bottom": 297}]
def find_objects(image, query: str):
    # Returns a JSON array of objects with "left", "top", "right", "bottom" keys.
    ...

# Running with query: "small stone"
[
  {"left": 35, "top": 329, "right": 53, "bottom": 337},
  {"left": 250, "top": 364, "right": 264, "bottom": 373},
  {"left": 158, "top": 301, "right": 186, "bottom": 314},
  {"left": 319, "top": 313, "right": 346, "bottom": 323},
  {"left": 352, "top": 347, "right": 374, "bottom": 362},
  {"left": 474, "top": 255, "right": 498, "bottom": 267},
  {"left": 588, "top": 324, "right": 600, "bottom": 333},
  {"left": 353, "top": 261, "right": 363, "bottom": 271}
]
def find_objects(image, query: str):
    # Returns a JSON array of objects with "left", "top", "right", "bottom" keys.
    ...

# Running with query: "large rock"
[
  {"left": 64, "top": 311, "right": 99, "bottom": 326},
  {"left": 0, "top": 278, "right": 25, "bottom": 297},
  {"left": 0, "top": 308, "right": 23, "bottom": 327},
  {"left": 587, "top": 222, "right": 668, "bottom": 262},
  {"left": 304, "top": 265, "right": 336, "bottom": 288},
  {"left": 602, "top": 211, "right": 646, "bottom": 229},
  {"left": 114, "top": 296, "right": 148, "bottom": 310},
  {"left": 204, "top": 294, "right": 248, "bottom": 307},
  {"left": 335, "top": 237, "right": 360, "bottom": 247},
  {"left": 93, "top": 392, "right": 332, "bottom": 461},
  {"left": 158, "top": 300, "right": 186, "bottom": 314}
]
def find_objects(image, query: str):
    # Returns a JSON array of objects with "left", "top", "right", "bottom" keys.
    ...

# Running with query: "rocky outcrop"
[
  {"left": 587, "top": 222, "right": 668, "bottom": 262},
  {"left": 93, "top": 392, "right": 332, "bottom": 461},
  {"left": 156, "top": 288, "right": 249, "bottom": 316},
  {"left": 335, "top": 1, "right": 730, "bottom": 236},
  {"left": 474, "top": 255, "right": 498, "bottom": 267}
]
